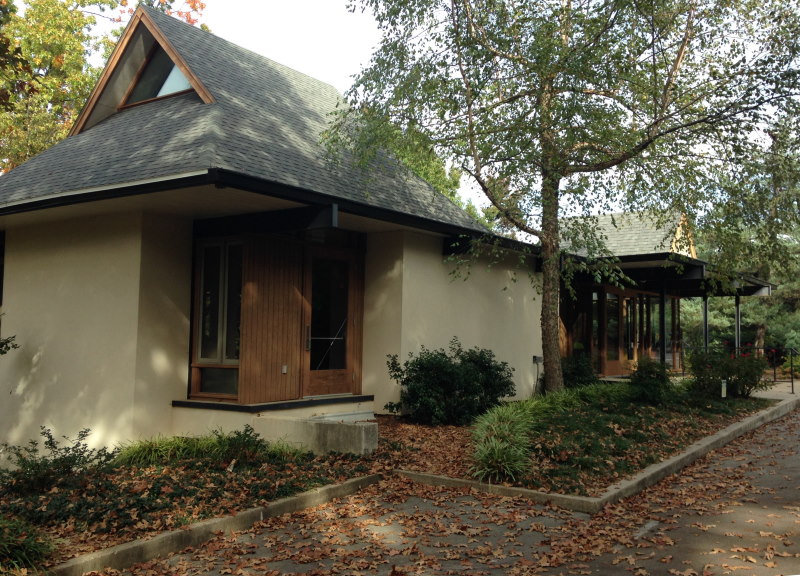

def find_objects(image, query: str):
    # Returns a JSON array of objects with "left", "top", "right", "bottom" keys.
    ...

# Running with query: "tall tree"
[
  {"left": 0, "top": 0, "right": 118, "bottom": 172},
  {"left": 695, "top": 115, "right": 800, "bottom": 353},
  {"left": 119, "top": 0, "right": 206, "bottom": 27},
  {"left": 332, "top": 0, "right": 800, "bottom": 392},
  {"left": 0, "top": 0, "right": 29, "bottom": 109},
  {"left": 0, "top": 0, "right": 205, "bottom": 173}
]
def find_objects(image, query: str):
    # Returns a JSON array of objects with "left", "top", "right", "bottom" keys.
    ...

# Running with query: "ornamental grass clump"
[
  {"left": 114, "top": 425, "right": 308, "bottom": 468},
  {"left": 470, "top": 402, "right": 534, "bottom": 483},
  {"left": 0, "top": 516, "right": 52, "bottom": 573}
]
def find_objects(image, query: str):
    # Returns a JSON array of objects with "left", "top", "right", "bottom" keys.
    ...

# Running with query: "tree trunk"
[
  {"left": 755, "top": 323, "right": 766, "bottom": 357},
  {"left": 540, "top": 171, "right": 564, "bottom": 393}
]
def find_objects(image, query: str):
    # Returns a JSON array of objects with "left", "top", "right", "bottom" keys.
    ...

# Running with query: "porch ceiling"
[{"left": 615, "top": 253, "right": 773, "bottom": 298}]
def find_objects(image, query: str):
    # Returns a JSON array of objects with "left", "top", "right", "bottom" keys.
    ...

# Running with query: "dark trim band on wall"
[{"left": 172, "top": 394, "right": 375, "bottom": 414}]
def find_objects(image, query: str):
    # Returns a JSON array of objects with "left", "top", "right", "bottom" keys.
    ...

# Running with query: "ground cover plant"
[
  {"left": 0, "top": 386, "right": 774, "bottom": 573},
  {"left": 0, "top": 426, "right": 369, "bottom": 572},
  {"left": 470, "top": 381, "right": 773, "bottom": 495}
]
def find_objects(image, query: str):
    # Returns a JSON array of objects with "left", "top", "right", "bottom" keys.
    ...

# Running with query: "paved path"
[{"left": 118, "top": 398, "right": 800, "bottom": 576}]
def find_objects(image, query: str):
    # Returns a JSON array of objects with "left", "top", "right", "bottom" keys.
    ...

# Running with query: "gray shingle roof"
[
  {"left": 0, "top": 6, "right": 483, "bottom": 233},
  {"left": 563, "top": 212, "right": 690, "bottom": 258}
]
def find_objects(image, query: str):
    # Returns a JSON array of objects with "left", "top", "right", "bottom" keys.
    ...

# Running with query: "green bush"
[
  {"left": 687, "top": 350, "right": 769, "bottom": 399},
  {"left": 0, "top": 427, "right": 117, "bottom": 496},
  {"left": 728, "top": 355, "right": 769, "bottom": 398},
  {"left": 629, "top": 357, "right": 671, "bottom": 405},
  {"left": 470, "top": 403, "right": 532, "bottom": 482},
  {"left": 561, "top": 353, "right": 599, "bottom": 389},
  {"left": 687, "top": 349, "right": 725, "bottom": 398},
  {"left": 385, "top": 337, "right": 515, "bottom": 425},
  {"left": 0, "top": 516, "right": 52, "bottom": 572}
]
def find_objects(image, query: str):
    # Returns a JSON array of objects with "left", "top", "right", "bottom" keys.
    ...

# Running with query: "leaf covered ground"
[
  {"left": 0, "top": 391, "right": 776, "bottom": 571},
  {"left": 93, "top": 407, "right": 800, "bottom": 576}
]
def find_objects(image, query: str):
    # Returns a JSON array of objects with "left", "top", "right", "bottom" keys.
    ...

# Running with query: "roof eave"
[{"left": 0, "top": 168, "right": 491, "bottom": 239}]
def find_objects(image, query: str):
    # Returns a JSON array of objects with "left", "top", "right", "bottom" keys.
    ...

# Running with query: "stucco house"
[{"left": 0, "top": 7, "right": 542, "bottom": 453}]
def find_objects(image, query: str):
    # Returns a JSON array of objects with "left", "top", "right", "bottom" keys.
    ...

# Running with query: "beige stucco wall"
[
  {"left": 0, "top": 212, "right": 192, "bottom": 450},
  {"left": 133, "top": 213, "right": 193, "bottom": 439},
  {"left": 0, "top": 213, "right": 538, "bottom": 452},
  {"left": 363, "top": 230, "right": 542, "bottom": 412}
]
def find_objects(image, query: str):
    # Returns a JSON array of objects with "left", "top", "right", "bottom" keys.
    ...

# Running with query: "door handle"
[{"left": 305, "top": 325, "right": 311, "bottom": 351}]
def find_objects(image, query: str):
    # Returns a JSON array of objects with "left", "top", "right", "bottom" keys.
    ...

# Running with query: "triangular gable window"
[
  {"left": 69, "top": 6, "right": 215, "bottom": 135},
  {"left": 125, "top": 46, "right": 192, "bottom": 105}
]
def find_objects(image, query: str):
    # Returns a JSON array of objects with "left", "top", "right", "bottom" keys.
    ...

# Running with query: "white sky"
[
  {"left": 202, "top": 0, "right": 381, "bottom": 94},
  {"left": 202, "top": 1, "right": 487, "bottom": 208}
]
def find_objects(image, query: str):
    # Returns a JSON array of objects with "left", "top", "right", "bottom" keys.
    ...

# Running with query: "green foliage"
[
  {"left": 0, "top": 426, "right": 348, "bottom": 558},
  {"left": 687, "top": 350, "right": 770, "bottom": 399},
  {"left": 114, "top": 425, "right": 307, "bottom": 469},
  {"left": 561, "top": 354, "right": 599, "bottom": 389},
  {"left": 337, "top": 0, "right": 800, "bottom": 394},
  {"left": 0, "top": 515, "right": 52, "bottom": 572},
  {"left": 470, "top": 402, "right": 533, "bottom": 483},
  {"left": 470, "top": 381, "right": 770, "bottom": 493},
  {"left": 0, "top": 427, "right": 117, "bottom": 496},
  {"left": 0, "top": 334, "right": 18, "bottom": 356},
  {"left": 0, "top": 0, "right": 118, "bottom": 173},
  {"left": 727, "top": 355, "right": 770, "bottom": 398},
  {"left": 629, "top": 357, "right": 671, "bottom": 405},
  {"left": 385, "top": 337, "right": 515, "bottom": 425}
]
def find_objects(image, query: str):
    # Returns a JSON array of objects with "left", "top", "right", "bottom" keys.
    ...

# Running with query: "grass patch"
[
  {"left": 114, "top": 425, "right": 306, "bottom": 468},
  {"left": 0, "top": 516, "right": 52, "bottom": 573}
]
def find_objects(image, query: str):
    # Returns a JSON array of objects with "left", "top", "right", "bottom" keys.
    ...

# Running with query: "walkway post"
[
  {"left": 660, "top": 286, "right": 667, "bottom": 365},
  {"left": 703, "top": 294, "right": 709, "bottom": 352},
  {"left": 734, "top": 294, "right": 741, "bottom": 356}
]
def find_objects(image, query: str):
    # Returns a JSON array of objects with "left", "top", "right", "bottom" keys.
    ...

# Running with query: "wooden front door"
[{"left": 302, "top": 247, "right": 363, "bottom": 397}]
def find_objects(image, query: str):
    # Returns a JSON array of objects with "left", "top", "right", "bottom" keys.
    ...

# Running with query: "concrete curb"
[
  {"left": 49, "top": 474, "right": 382, "bottom": 576},
  {"left": 399, "top": 395, "right": 800, "bottom": 514}
]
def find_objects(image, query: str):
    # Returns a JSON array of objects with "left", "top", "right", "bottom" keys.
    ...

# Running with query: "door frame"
[{"left": 301, "top": 244, "right": 364, "bottom": 397}]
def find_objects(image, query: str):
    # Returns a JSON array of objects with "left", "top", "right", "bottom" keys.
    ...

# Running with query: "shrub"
[
  {"left": 629, "top": 357, "right": 671, "bottom": 405},
  {"left": 687, "top": 349, "right": 769, "bottom": 399},
  {"left": 385, "top": 337, "right": 515, "bottom": 425},
  {"left": 728, "top": 355, "right": 769, "bottom": 398},
  {"left": 470, "top": 402, "right": 533, "bottom": 482},
  {"left": 561, "top": 353, "right": 599, "bottom": 389},
  {"left": 687, "top": 349, "right": 726, "bottom": 398},
  {"left": 0, "top": 516, "right": 52, "bottom": 571},
  {"left": 0, "top": 427, "right": 117, "bottom": 496}
]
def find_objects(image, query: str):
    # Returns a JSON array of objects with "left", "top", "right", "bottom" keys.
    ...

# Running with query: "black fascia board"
[
  {"left": 0, "top": 172, "right": 216, "bottom": 216},
  {"left": 0, "top": 166, "right": 501, "bottom": 240}
]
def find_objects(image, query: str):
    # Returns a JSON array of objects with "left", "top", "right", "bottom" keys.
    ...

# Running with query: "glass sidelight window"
[
  {"left": 309, "top": 258, "right": 349, "bottom": 371},
  {"left": 195, "top": 240, "right": 242, "bottom": 395}
]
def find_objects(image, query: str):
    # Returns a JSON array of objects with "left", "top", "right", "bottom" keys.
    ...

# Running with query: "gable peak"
[{"left": 70, "top": 6, "right": 214, "bottom": 136}]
